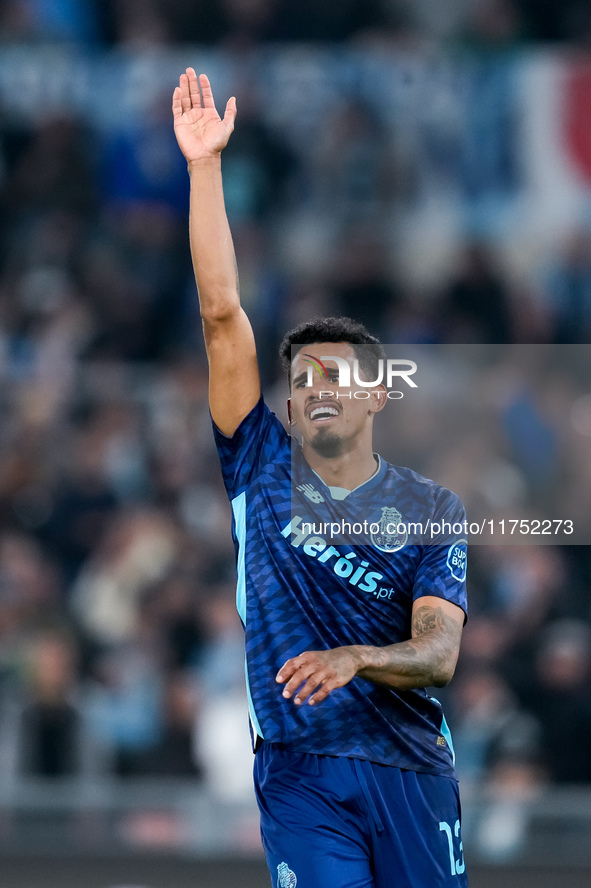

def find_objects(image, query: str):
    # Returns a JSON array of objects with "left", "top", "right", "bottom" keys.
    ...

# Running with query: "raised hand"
[{"left": 172, "top": 68, "right": 237, "bottom": 163}]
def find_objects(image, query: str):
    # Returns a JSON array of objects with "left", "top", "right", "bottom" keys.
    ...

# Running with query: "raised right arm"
[{"left": 173, "top": 68, "right": 260, "bottom": 435}]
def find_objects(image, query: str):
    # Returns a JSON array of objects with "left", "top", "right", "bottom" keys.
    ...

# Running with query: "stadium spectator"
[
  {"left": 528, "top": 619, "right": 591, "bottom": 782},
  {"left": 543, "top": 229, "right": 591, "bottom": 344},
  {"left": 18, "top": 631, "right": 81, "bottom": 776},
  {"left": 438, "top": 242, "right": 514, "bottom": 343}
]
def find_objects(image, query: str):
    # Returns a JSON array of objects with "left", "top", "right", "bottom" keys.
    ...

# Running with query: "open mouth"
[{"left": 309, "top": 406, "right": 339, "bottom": 423}]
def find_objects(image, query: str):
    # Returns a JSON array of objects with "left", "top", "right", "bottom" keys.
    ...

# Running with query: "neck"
[{"left": 302, "top": 441, "right": 378, "bottom": 490}]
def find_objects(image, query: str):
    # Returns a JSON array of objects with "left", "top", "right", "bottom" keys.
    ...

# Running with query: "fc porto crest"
[
  {"left": 370, "top": 506, "right": 408, "bottom": 553},
  {"left": 277, "top": 862, "right": 297, "bottom": 888}
]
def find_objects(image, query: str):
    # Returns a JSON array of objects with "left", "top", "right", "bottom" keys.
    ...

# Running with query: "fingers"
[
  {"left": 224, "top": 96, "right": 237, "bottom": 129},
  {"left": 172, "top": 86, "right": 182, "bottom": 120},
  {"left": 187, "top": 67, "right": 201, "bottom": 108},
  {"left": 177, "top": 68, "right": 203, "bottom": 115},
  {"left": 276, "top": 653, "right": 333, "bottom": 706},
  {"left": 283, "top": 668, "right": 322, "bottom": 704},
  {"left": 307, "top": 682, "right": 333, "bottom": 706},
  {"left": 296, "top": 675, "right": 332, "bottom": 705},
  {"left": 179, "top": 71, "right": 192, "bottom": 114},
  {"left": 199, "top": 73, "right": 216, "bottom": 109},
  {"left": 275, "top": 657, "right": 301, "bottom": 693},
  {"left": 277, "top": 659, "right": 308, "bottom": 699},
  {"left": 174, "top": 70, "right": 233, "bottom": 131}
]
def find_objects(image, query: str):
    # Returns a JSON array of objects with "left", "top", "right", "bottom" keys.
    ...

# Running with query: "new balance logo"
[{"left": 296, "top": 483, "right": 325, "bottom": 503}]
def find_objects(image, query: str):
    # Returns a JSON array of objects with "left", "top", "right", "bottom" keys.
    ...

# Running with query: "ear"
[
  {"left": 287, "top": 398, "right": 295, "bottom": 425},
  {"left": 369, "top": 385, "right": 388, "bottom": 415}
]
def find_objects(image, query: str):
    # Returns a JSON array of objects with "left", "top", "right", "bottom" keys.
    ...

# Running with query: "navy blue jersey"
[{"left": 213, "top": 397, "right": 467, "bottom": 778}]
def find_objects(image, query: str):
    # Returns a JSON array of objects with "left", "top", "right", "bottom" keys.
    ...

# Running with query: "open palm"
[{"left": 172, "top": 68, "right": 237, "bottom": 163}]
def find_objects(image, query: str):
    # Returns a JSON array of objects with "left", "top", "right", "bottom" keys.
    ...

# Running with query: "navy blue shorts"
[{"left": 254, "top": 743, "right": 468, "bottom": 888}]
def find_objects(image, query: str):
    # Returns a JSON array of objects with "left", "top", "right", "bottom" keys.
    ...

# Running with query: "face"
[{"left": 288, "top": 342, "right": 386, "bottom": 458}]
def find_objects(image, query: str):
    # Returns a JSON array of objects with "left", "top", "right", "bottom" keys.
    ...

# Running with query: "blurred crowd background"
[
  {"left": 0, "top": 0, "right": 591, "bottom": 46},
  {"left": 0, "top": 0, "right": 590, "bottom": 860}
]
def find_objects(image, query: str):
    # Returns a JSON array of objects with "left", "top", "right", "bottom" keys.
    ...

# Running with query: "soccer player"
[{"left": 173, "top": 68, "right": 468, "bottom": 888}]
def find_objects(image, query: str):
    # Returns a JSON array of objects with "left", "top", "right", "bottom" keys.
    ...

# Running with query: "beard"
[{"left": 309, "top": 429, "right": 345, "bottom": 458}]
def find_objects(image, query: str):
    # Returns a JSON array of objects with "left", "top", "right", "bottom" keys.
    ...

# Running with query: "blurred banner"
[{"left": 0, "top": 47, "right": 590, "bottom": 244}]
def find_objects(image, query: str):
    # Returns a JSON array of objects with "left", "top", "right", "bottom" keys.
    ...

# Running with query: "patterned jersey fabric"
[{"left": 213, "top": 397, "right": 467, "bottom": 778}]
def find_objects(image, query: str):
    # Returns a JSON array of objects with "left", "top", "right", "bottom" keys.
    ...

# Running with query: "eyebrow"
[{"left": 292, "top": 365, "right": 341, "bottom": 384}]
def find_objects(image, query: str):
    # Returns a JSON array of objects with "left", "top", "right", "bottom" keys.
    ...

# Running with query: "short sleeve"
[
  {"left": 412, "top": 488, "right": 468, "bottom": 622},
  {"left": 212, "top": 396, "right": 290, "bottom": 499}
]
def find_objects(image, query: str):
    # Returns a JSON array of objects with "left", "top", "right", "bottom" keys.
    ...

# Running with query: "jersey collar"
[{"left": 309, "top": 454, "right": 386, "bottom": 501}]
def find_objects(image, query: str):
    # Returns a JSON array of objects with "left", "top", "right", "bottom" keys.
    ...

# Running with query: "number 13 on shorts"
[{"left": 439, "top": 819, "right": 466, "bottom": 876}]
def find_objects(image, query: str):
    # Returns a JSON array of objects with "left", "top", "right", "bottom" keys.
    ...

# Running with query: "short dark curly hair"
[{"left": 279, "top": 316, "right": 386, "bottom": 384}]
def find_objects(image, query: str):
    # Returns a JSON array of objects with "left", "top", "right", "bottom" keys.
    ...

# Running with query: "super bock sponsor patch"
[{"left": 446, "top": 540, "right": 467, "bottom": 582}]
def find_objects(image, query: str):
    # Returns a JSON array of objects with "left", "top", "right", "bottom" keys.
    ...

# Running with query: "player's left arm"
[
  {"left": 354, "top": 596, "right": 464, "bottom": 690},
  {"left": 276, "top": 596, "right": 464, "bottom": 706}
]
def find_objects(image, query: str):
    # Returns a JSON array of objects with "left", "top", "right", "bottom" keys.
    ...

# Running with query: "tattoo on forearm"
[
  {"left": 357, "top": 605, "right": 463, "bottom": 690},
  {"left": 412, "top": 605, "right": 450, "bottom": 636}
]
